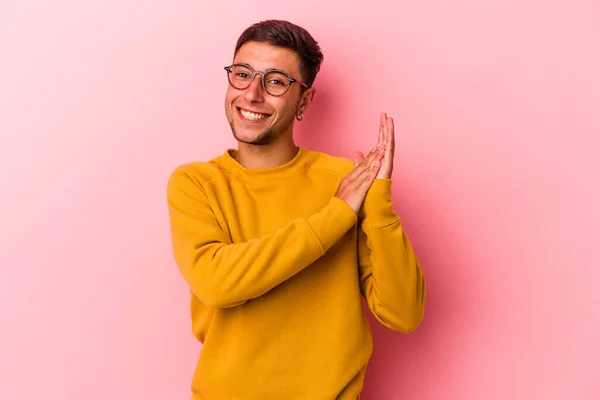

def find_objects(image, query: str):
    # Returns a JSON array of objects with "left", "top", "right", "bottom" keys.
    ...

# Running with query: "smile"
[{"left": 237, "top": 107, "right": 270, "bottom": 121}]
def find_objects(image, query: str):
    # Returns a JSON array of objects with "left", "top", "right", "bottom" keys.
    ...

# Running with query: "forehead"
[{"left": 234, "top": 41, "right": 301, "bottom": 76}]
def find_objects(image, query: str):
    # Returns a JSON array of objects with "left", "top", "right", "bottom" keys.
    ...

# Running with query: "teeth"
[{"left": 240, "top": 109, "right": 268, "bottom": 121}]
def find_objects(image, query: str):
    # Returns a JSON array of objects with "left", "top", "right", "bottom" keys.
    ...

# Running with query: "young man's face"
[{"left": 224, "top": 41, "right": 308, "bottom": 145}]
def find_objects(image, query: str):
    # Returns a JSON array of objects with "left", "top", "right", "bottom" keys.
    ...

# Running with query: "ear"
[{"left": 296, "top": 87, "right": 316, "bottom": 115}]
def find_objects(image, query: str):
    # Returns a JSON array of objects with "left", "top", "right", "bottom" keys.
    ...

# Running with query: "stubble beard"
[
  {"left": 231, "top": 124, "right": 277, "bottom": 145},
  {"left": 226, "top": 104, "right": 296, "bottom": 146}
]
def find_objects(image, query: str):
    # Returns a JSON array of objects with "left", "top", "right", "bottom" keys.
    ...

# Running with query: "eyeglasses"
[{"left": 224, "top": 64, "right": 309, "bottom": 96}]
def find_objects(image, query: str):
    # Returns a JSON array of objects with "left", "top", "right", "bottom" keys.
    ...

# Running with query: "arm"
[
  {"left": 356, "top": 112, "right": 425, "bottom": 332},
  {"left": 358, "top": 179, "right": 426, "bottom": 332},
  {"left": 166, "top": 165, "right": 358, "bottom": 309}
]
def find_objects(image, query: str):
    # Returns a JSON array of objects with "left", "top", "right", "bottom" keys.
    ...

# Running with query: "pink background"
[{"left": 1, "top": 0, "right": 599, "bottom": 399}]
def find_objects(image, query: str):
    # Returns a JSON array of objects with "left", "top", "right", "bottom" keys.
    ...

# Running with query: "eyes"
[
  {"left": 225, "top": 64, "right": 304, "bottom": 96},
  {"left": 235, "top": 72, "right": 284, "bottom": 86},
  {"left": 235, "top": 72, "right": 287, "bottom": 85}
]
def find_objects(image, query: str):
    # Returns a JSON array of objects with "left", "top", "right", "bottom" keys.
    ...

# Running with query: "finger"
[
  {"left": 362, "top": 146, "right": 384, "bottom": 167},
  {"left": 359, "top": 146, "right": 381, "bottom": 166},
  {"left": 355, "top": 150, "right": 384, "bottom": 182},
  {"left": 347, "top": 148, "right": 376, "bottom": 179},
  {"left": 383, "top": 113, "right": 392, "bottom": 148},
  {"left": 380, "top": 113, "right": 387, "bottom": 147},
  {"left": 384, "top": 116, "right": 394, "bottom": 164},
  {"left": 388, "top": 116, "right": 395, "bottom": 151},
  {"left": 377, "top": 120, "right": 383, "bottom": 149},
  {"left": 349, "top": 149, "right": 382, "bottom": 182},
  {"left": 354, "top": 151, "right": 364, "bottom": 167},
  {"left": 358, "top": 159, "right": 381, "bottom": 188},
  {"left": 381, "top": 113, "right": 390, "bottom": 156},
  {"left": 366, "top": 151, "right": 384, "bottom": 182}
]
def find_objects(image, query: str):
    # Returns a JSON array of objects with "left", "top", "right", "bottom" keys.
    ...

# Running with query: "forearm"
[
  {"left": 169, "top": 180, "right": 357, "bottom": 308},
  {"left": 358, "top": 179, "right": 426, "bottom": 332},
  {"left": 359, "top": 222, "right": 426, "bottom": 332}
]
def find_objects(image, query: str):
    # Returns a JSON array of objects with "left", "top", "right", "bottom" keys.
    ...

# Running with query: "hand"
[
  {"left": 335, "top": 146, "right": 385, "bottom": 213},
  {"left": 376, "top": 112, "right": 395, "bottom": 179}
]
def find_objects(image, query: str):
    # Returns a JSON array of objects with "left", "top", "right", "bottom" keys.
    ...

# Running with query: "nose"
[{"left": 244, "top": 74, "right": 265, "bottom": 103}]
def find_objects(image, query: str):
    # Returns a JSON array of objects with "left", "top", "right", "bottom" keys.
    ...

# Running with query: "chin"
[{"left": 232, "top": 128, "right": 274, "bottom": 146}]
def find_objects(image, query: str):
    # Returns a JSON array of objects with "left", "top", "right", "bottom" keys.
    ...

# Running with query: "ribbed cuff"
[
  {"left": 359, "top": 179, "right": 399, "bottom": 227},
  {"left": 305, "top": 197, "right": 358, "bottom": 253}
]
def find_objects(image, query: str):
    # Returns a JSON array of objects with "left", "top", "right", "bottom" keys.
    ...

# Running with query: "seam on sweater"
[
  {"left": 304, "top": 163, "right": 350, "bottom": 181},
  {"left": 361, "top": 216, "right": 400, "bottom": 230},
  {"left": 301, "top": 218, "right": 326, "bottom": 255},
  {"left": 184, "top": 163, "right": 218, "bottom": 188}
]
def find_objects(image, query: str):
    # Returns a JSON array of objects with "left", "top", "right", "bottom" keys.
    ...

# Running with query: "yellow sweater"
[{"left": 167, "top": 146, "right": 425, "bottom": 400}]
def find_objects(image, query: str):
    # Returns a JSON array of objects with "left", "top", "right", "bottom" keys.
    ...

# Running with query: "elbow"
[
  {"left": 205, "top": 296, "right": 247, "bottom": 309},
  {"left": 379, "top": 304, "right": 425, "bottom": 333},
  {"left": 195, "top": 283, "right": 247, "bottom": 309},
  {"left": 204, "top": 298, "right": 246, "bottom": 309},
  {"left": 397, "top": 304, "right": 425, "bottom": 333},
  {"left": 395, "top": 263, "right": 427, "bottom": 332},
  {"left": 185, "top": 253, "right": 248, "bottom": 309},
  {"left": 376, "top": 279, "right": 427, "bottom": 333},
  {"left": 374, "top": 292, "right": 426, "bottom": 333}
]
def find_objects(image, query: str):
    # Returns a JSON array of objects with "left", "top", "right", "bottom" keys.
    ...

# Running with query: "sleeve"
[
  {"left": 167, "top": 166, "right": 358, "bottom": 309},
  {"left": 357, "top": 179, "right": 426, "bottom": 332}
]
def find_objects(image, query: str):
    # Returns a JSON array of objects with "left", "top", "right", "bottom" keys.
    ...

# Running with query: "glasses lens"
[
  {"left": 228, "top": 65, "right": 253, "bottom": 89},
  {"left": 264, "top": 71, "right": 291, "bottom": 96}
]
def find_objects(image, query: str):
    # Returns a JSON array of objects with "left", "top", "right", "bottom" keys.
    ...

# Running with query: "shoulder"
[
  {"left": 306, "top": 149, "right": 354, "bottom": 179},
  {"left": 167, "top": 155, "right": 225, "bottom": 197}
]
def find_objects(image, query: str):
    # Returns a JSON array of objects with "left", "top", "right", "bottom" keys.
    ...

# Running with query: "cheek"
[
  {"left": 224, "top": 90, "right": 234, "bottom": 106},
  {"left": 273, "top": 100, "right": 296, "bottom": 119},
  {"left": 225, "top": 85, "right": 240, "bottom": 104}
]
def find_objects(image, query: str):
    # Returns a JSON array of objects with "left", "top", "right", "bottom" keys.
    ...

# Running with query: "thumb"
[{"left": 354, "top": 151, "right": 365, "bottom": 167}]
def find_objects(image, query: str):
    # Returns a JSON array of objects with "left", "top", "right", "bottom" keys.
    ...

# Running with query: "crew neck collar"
[{"left": 219, "top": 146, "right": 311, "bottom": 179}]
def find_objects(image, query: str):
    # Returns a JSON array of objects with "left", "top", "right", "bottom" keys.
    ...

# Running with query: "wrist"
[
  {"left": 376, "top": 171, "right": 392, "bottom": 179},
  {"left": 359, "top": 179, "right": 398, "bottom": 226}
]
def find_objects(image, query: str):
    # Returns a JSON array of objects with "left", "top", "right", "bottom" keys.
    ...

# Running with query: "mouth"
[{"left": 237, "top": 107, "right": 271, "bottom": 122}]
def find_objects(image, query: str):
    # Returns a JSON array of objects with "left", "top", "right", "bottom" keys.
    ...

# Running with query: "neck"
[{"left": 236, "top": 136, "right": 299, "bottom": 169}]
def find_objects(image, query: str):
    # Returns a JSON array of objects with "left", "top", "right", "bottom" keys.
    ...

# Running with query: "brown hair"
[{"left": 234, "top": 20, "right": 324, "bottom": 88}]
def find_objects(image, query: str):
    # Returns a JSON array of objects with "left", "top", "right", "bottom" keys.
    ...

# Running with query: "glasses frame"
[{"left": 224, "top": 64, "right": 309, "bottom": 96}]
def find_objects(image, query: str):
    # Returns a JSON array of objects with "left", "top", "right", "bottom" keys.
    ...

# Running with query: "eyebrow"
[{"left": 236, "top": 62, "right": 287, "bottom": 74}]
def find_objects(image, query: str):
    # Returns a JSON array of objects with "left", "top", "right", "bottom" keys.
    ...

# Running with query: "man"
[{"left": 167, "top": 19, "right": 425, "bottom": 400}]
